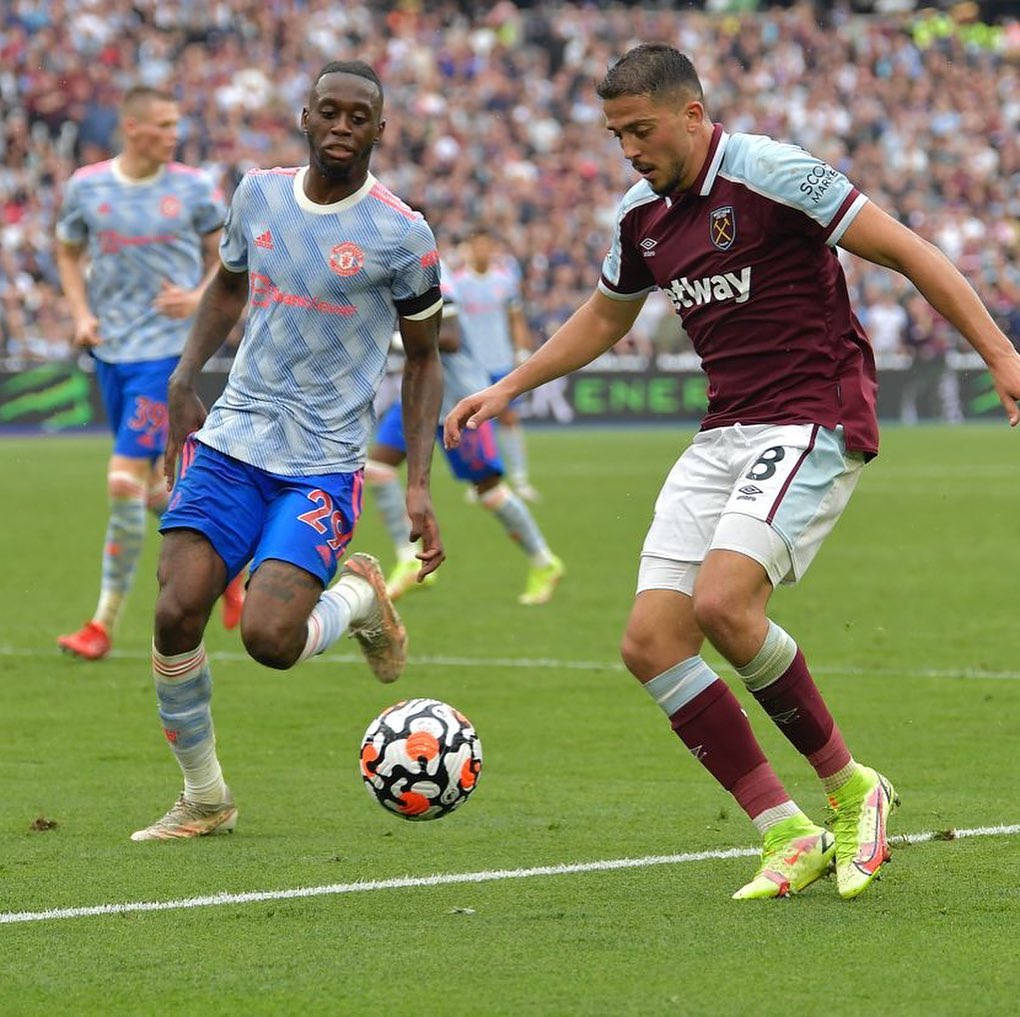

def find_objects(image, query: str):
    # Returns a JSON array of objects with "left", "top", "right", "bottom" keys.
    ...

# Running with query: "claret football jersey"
[{"left": 600, "top": 124, "right": 878, "bottom": 456}]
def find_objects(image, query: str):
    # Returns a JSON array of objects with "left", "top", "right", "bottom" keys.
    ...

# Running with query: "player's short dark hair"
[
  {"left": 314, "top": 61, "right": 384, "bottom": 104},
  {"left": 120, "top": 85, "right": 174, "bottom": 115},
  {"left": 596, "top": 44, "right": 704, "bottom": 106}
]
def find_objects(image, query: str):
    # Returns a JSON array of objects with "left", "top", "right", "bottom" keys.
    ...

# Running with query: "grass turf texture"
[{"left": 1, "top": 426, "right": 1018, "bottom": 1016}]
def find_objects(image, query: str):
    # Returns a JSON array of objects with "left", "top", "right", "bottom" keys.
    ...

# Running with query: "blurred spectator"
[
  {"left": 859, "top": 287, "right": 909, "bottom": 356},
  {"left": 0, "top": 0, "right": 1016, "bottom": 378},
  {"left": 900, "top": 294, "right": 964, "bottom": 424}
]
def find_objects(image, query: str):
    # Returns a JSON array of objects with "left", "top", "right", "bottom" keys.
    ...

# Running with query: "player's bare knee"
[
  {"left": 108, "top": 470, "right": 146, "bottom": 500},
  {"left": 692, "top": 587, "right": 748, "bottom": 646},
  {"left": 619, "top": 628, "right": 651, "bottom": 679},
  {"left": 619, "top": 618, "right": 666, "bottom": 681},
  {"left": 153, "top": 587, "right": 207, "bottom": 651},
  {"left": 240, "top": 619, "right": 302, "bottom": 671}
]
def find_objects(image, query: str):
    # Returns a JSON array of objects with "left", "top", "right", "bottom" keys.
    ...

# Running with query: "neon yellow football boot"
[
  {"left": 385, "top": 557, "right": 436, "bottom": 600},
  {"left": 732, "top": 815, "right": 835, "bottom": 900},
  {"left": 517, "top": 555, "right": 564, "bottom": 606},
  {"left": 828, "top": 765, "right": 899, "bottom": 899}
]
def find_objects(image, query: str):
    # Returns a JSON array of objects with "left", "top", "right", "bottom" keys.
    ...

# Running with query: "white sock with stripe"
[
  {"left": 299, "top": 574, "right": 375, "bottom": 661},
  {"left": 152, "top": 642, "right": 227, "bottom": 805}
]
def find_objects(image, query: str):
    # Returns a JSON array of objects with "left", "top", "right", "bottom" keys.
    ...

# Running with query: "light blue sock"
[
  {"left": 152, "top": 643, "right": 226, "bottom": 804},
  {"left": 300, "top": 575, "right": 374, "bottom": 660},
  {"left": 480, "top": 483, "right": 552, "bottom": 564},
  {"left": 499, "top": 423, "right": 529, "bottom": 484},
  {"left": 370, "top": 477, "right": 412, "bottom": 549},
  {"left": 735, "top": 621, "right": 797, "bottom": 692},
  {"left": 644, "top": 657, "right": 719, "bottom": 716},
  {"left": 94, "top": 494, "right": 146, "bottom": 630}
]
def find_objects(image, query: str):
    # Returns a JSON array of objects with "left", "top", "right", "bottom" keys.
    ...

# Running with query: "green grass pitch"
[{"left": 1, "top": 426, "right": 1018, "bottom": 1015}]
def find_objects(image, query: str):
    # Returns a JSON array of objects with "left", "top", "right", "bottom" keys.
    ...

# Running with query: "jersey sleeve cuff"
[
  {"left": 598, "top": 277, "right": 656, "bottom": 301},
  {"left": 826, "top": 191, "right": 867, "bottom": 247},
  {"left": 219, "top": 255, "right": 248, "bottom": 273}
]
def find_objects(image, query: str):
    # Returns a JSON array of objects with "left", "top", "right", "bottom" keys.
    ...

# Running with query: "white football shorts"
[{"left": 637, "top": 423, "right": 865, "bottom": 595}]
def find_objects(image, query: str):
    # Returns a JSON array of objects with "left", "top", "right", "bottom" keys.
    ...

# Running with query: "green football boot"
[{"left": 732, "top": 815, "right": 835, "bottom": 900}]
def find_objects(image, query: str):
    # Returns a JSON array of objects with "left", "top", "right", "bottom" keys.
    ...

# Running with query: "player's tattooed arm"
[
  {"left": 163, "top": 265, "right": 249, "bottom": 487},
  {"left": 398, "top": 308, "right": 445, "bottom": 578}
]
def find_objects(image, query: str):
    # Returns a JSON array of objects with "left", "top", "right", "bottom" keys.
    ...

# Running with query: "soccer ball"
[{"left": 359, "top": 698, "right": 483, "bottom": 821}]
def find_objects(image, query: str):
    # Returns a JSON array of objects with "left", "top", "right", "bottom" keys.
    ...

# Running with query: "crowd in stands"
[{"left": 1, "top": 0, "right": 1017, "bottom": 367}]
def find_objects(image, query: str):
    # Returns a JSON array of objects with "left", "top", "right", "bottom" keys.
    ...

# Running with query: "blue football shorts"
[
  {"left": 161, "top": 438, "right": 364, "bottom": 586},
  {"left": 374, "top": 401, "right": 503, "bottom": 484},
  {"left": 93, "top": 354, "right": 178, "bottom": 459}
]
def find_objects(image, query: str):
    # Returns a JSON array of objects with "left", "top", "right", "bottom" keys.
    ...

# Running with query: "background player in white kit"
[
  {"left": 131, "top": 62, "right": 445, "bottom": 841},
  {"left": 54, "top": 86, "right": 244, "bottom": 660},
  {"left": 448, "top": 45, "right": 1020, "bottom": 901},
  {"left": 367, "top": 264, "right": 564, "bottom": 606},
  {"left": 452, "top": 227, "right": 539, "bottom": 501}
]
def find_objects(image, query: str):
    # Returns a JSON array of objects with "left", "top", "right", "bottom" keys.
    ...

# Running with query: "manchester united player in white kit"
[
  {"left": 131, "top": 61, "right": 445, "bottom": 841},
  {"left": 55, "top": 86, "right": 245, "bottom": 659},
  {"left": 447, "top": 45, "right": 1020, "bottom": 900}
]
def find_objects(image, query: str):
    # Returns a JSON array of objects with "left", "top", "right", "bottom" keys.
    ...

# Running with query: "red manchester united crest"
[
  {"left": 329, "top": 242, "right": 365, "bottom": 277},
  {"left": 160, "top": 195, "right": 182, "bottom": 218}
]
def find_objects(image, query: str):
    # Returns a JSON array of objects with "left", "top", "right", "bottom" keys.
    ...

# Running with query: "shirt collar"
[
  {"left": 110, "top": 156, "right": 165, "bottom": 187},
  {"left": 293, "top": 168, "right": 376, "bottom": 215},
  {"left": 679, "top": 123, "right": 729, "bottom": 201}
]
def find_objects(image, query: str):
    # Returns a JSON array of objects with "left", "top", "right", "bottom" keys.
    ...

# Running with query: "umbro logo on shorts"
[{"left": 737, "top": 484, "right": 763, "bottom": 500}]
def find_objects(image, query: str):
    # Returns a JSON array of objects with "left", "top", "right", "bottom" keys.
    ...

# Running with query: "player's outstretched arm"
[
  {"left": 840, "top": 201, "right": 1020, "bottom": 425},
  {"left": 163, "top": 265, "right": 249, "bottom": 488},
  {"left": 398, "top": 308, "right": 445, "bottom": 579},
  {"left": 444, "top": 288, "right": 644, "bottom": 447}
]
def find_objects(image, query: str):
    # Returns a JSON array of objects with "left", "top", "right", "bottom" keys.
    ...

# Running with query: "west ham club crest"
[{"left": 710, "top": 206, "right": 736, "bottom": 251}]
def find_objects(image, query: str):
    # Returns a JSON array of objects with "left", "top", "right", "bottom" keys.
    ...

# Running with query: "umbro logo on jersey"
[
  {"left": 255, "top": 230, "right": 274, "bottom": 250},
  {"left": 640, "top": 237, "right": 657, "bottom": 257}
]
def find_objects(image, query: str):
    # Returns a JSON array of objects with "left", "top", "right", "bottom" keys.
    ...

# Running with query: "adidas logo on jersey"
[
  {"left": 666, "top": 266, "right": 752, "bottom": 313},
  {"left": 255, "top": 230, "right": 274, "bottom": 250}
]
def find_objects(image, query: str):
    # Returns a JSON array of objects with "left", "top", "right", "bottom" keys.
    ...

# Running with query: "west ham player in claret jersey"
[
  {"left": 446, "top": 45, "right": 1020, "bottom": 901},
  {"left": 55, "top": 86, "right": 244, "bottom": 660},
  {"left": 130, "top": 61, "right": 445, "bottom": 842}
]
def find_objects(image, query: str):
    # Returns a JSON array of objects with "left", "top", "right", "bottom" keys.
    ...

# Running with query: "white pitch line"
[
  {"left": 1, "top": 823, "right": 1017, "bottom": 926},
  {"left": 9, "top": 643, "right": 1020, "bottom": 681}
]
